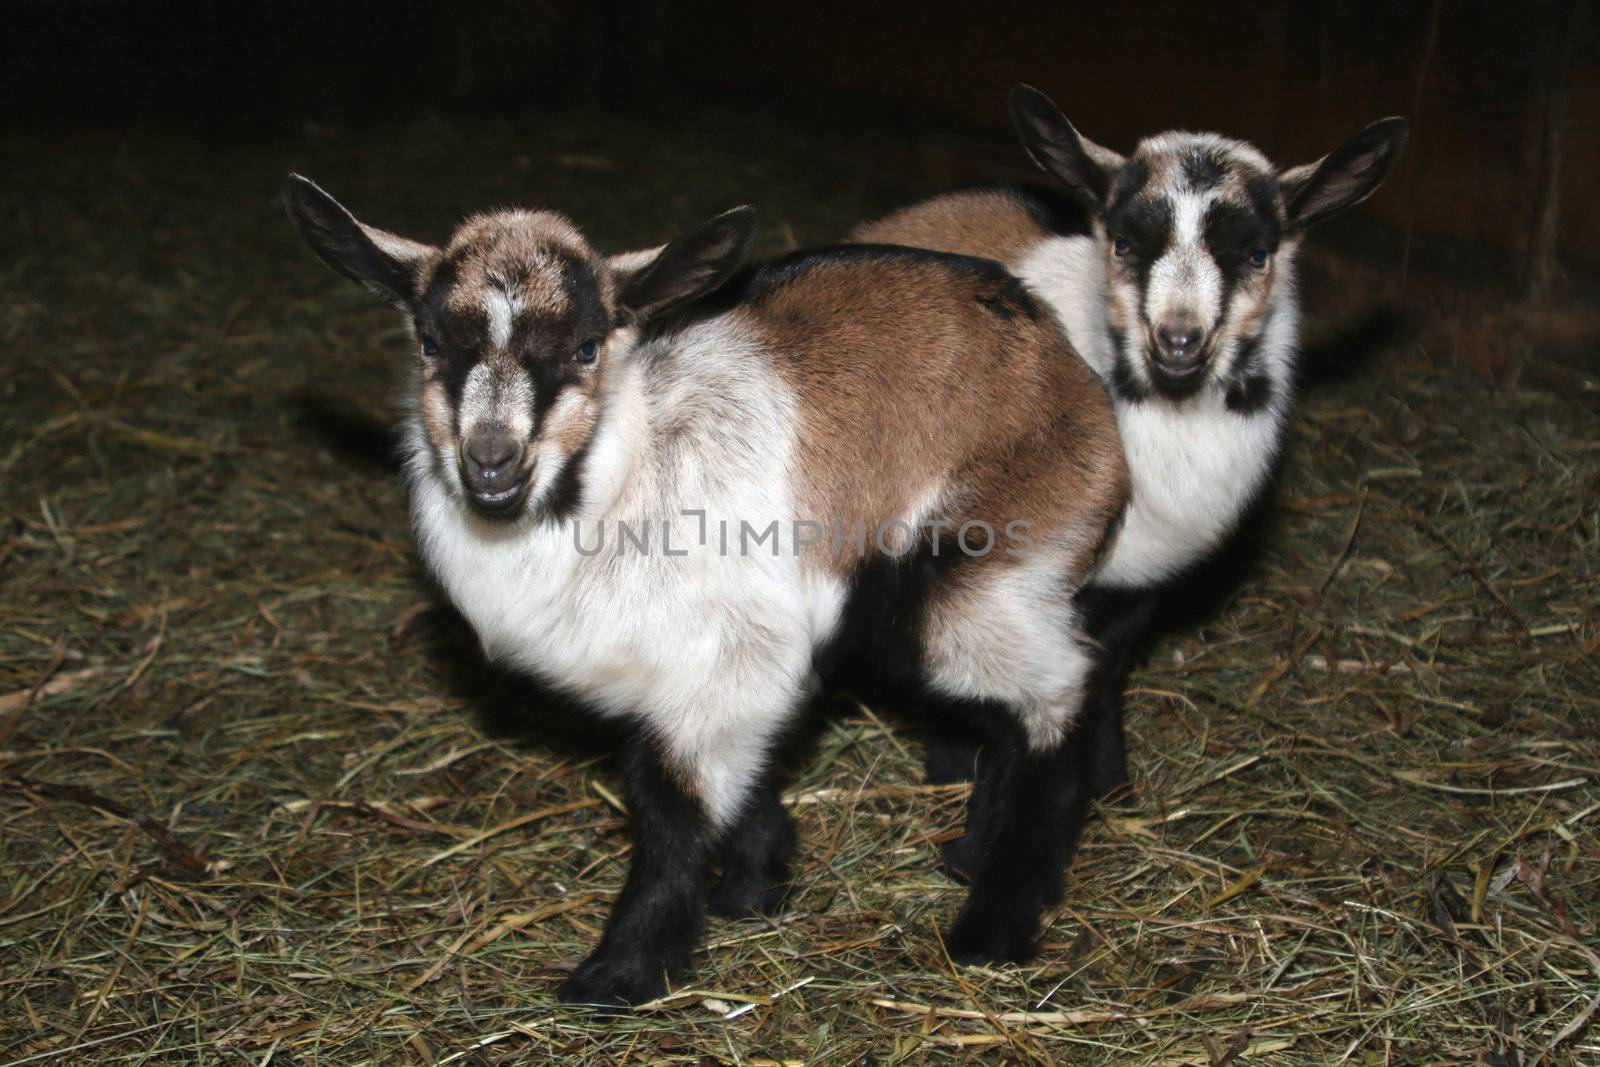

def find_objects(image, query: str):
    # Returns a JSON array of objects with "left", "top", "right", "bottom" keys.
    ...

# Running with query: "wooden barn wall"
[
  {"left": 7, "top": 0, "right": 1597, "bottom": 271},
  {"left": 656, "top": 0, "right": 1599, "bottom": 271}
]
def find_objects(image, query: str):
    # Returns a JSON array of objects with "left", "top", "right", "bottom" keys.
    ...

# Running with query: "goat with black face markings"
[
  {"left": 283, "top": 174, "right": 1127, "bottom": 1005},
  {"left": 854, "top": 85, "right": 1407, "bottom": 808}
]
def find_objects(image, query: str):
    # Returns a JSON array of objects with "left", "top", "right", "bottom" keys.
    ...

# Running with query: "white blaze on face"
[
  {"left": 1144, "top": 190, "right": 1224, "bottom": 331},
  {"left": 458, "top": 359, "right": 536, "bottom": 443},
  {"left": 452, "top": 287, "right": 537, "bottom": 446},
  {"left": 484, "top": 288, "right": 524, "bottom": 351}
]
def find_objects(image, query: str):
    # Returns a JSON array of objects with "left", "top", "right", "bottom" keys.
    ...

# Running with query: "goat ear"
[
  {"left": 281, "top": 174, "right": 435, "bottom": 310},
  {"left": 1009, "top": 84, "right": 1124, "bottom": 209},
  {"left": 606, "top": 244, "right": 667, "bottom": 275},
  {"left": 617, "top": 206, "right": 756, "bottom": 323},
  {"left": 1279, "top": 118, "right": 1409, "bottom": 233}
]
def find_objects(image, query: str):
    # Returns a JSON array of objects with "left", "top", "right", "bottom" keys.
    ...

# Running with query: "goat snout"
[
  {"left": 461, "top": 426, "right": 530, "bottom": 515},
  {"left": 1154, "top": 320, "right": 1204, "bottom": 364},
  {"left": 1150, "top": 317, "right": 1209, "bottom": 385}
]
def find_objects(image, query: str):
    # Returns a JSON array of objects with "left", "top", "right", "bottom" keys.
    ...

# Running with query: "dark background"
[{"left": 6, "top": 0, "right": 1597, "bottom": 370}]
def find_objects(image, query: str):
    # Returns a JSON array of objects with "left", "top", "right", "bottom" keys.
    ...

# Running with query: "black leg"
[
  {"left": 558, "top": 734, "right": 715, "bottom": 1007},
  {"left": 916, "top": 697, "right": 999, "bottom": 879},
  {"left": 943, "top": 724, "right": 1093, "bottom": 965},
  {"left": 938, "top": 741, "right": 1001, "bottom": 883},
  {"left": 923, "top": 728, "right": 983, "bottom": 785},
  {"left": 708, "top": 776, "right": 796, "bottom": 919},
  {"left": 1084, "top": 651, "right": 1131, "bottom": 801},
  {"left": 1079, "top": 588, "right": 1161, "bottom": 801}
]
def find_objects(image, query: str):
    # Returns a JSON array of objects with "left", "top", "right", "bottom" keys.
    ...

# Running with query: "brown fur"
[
  {"left": 425, "top": 210, "right": 605, "bottom": 321},
  {"left": 850, "top": 190, "right": 1052, "bottom": 268},
  {"left": 542, "top": 388, "right": 602, "bottom": 457},
  {"left": 738, "top": 253, "right": 1127, "bottom": 582},
  {"left": 417, "top": 380, "right": 456, "bottom": 453}
]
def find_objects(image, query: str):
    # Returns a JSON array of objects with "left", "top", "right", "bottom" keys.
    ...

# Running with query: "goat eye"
[
  {"left": 576, "top": 338, "right": 599, "bottom": 363},
  {"left": 1249, "top": 249, "right": 1268, "bottom": 268},
  {"left": 420, "top": 335, "right": 439, "bottom": 356},
  {"left": 1113, "top": 237, "right": 1131, "bottom": 256}
]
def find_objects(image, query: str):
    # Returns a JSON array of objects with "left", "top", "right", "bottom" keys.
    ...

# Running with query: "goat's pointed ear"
[
  {"left": 606, "top": 244, "right": 667, "bottom": 276},
  {"left": 617, "top": 206, "right": 756, "bottom": 323},
  {"left": 281, "top": 174, "right": 435, "bottom": 310},
  {"left": 1279, "top": 118, "right": 1409, "bottom": 233},
  {"left": 1009, "top": 84, "right": 1124, "bottom": 209}
]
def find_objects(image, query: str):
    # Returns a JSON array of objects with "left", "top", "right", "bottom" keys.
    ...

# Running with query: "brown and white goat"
[
  {"left": 283, "top": 174, "right": 1127, "bottom": 1005},
  {"left": 854, "top": 85, "right": 1408, "bottom": 798}
]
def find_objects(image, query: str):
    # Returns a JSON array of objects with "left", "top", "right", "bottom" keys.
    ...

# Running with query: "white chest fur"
[
  {"left": 409, "top": 475, "right": 820, "bottom": 708},
  {"left": 1097, "top": 396, "right": 1285, "bottom": 587}
]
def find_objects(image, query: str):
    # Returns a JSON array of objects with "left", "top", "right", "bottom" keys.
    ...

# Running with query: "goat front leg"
[
  {"left": 708, "top": 774, "right": 796, "bottom": 919},
  {"left": 558, "top": 732, "right": 718, "bottom": 1007}
]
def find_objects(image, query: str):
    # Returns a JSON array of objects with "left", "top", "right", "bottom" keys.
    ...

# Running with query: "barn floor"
[{"left": 2, "top": 112, "right": 1597, "bottom": 1066}]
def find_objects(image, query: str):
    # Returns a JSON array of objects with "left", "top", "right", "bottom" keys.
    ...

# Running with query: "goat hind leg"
[{"left": 942, "top": 722, "right": 1093, "bottom": 965}]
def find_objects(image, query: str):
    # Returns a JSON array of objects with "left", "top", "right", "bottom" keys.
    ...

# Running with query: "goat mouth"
[
  {"left": 1148, "top": 357, "right": 1210, "bottom": 397},
  {"left": 465, "top": 479, "right": 531, "bottom": 520}
]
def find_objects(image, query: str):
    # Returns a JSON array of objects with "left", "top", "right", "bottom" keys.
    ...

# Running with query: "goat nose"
[
  {"left": 1154, "top": 322, "right": 1205, "bottom": 364},
  {"left": 464, "top": 431, "right": 523, "bottom": 483}
]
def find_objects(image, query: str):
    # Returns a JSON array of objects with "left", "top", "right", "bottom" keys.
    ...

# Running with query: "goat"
[
  {"left": 283, "top": 174, "right": 1128, "bottom": 1005},
  {"left": 853, "top": 85, "right": 1408, "bottom": 801}
]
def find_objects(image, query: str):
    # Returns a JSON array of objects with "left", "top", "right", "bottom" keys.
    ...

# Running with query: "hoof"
[
  {"left": 708, "top": 874, "right": 790, "bottom": 920},
  {"left": 944, "top": 900, "right": 1040, "bottom": 966},
  {"left": 557, "top": 952, "right": 670, "bottom": 1008},
  {"left": 938, "top": 834, "right": 981, "bottom": 885}
]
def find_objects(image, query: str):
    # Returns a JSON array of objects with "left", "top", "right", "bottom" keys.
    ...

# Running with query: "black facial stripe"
[
  {"left": 1107, "top": 159, "right": 1150, "bottom": 208},
  {"left": 429, "top": 340, "right": 477, "bottom": 412},
  {"left": 1105, "top": 195, "right": 1173, "bottom": 300},
  {"left": 417, "top": 258, "right": 486, "bottom": 411},
  {"left": 421, "top": 254, "right": 489, "bottom": 347},
  {"left": 1108, "top": 331, "right": 1151, "bottom": 404},
  {"left": 550, "top": 247, "right": 612, "bottom": 344},
  {"left": 543, "top": 430, "right": 593, "bottom": 523},
  {"left": 1202, "top": 200, "right": 1274, "bottom": 261},
  {"left": 1202, "top": 199, "right": 1277, "bottom": 319},
  {"left": 526, "top": 357, "right": 576, "bottom": 434},
  {"left": 1245, "top": 173, "right": 1283, "bottom": 232}
]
